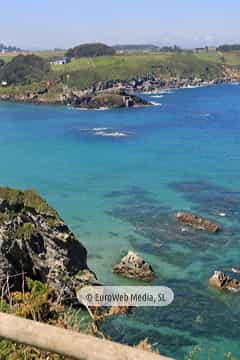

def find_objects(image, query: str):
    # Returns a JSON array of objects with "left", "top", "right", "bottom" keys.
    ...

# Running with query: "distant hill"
[
  {"left": 217, "top": 44, "right": 240, "bottom": 52},
  {"left": 113, "top": 44, "right": 182, "bottom": 53},
  {"left": 66, "top": 43, "right": 115, "bottom": 58},
  {"left": 113, "top": 44, "right": 160, "bottom": 52},
  {"left": 0, "top": 43, "right": 22, "bottom": 53}
]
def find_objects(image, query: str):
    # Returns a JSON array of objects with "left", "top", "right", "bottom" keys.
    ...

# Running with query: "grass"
[
  {"left": 34, "top": 50, "right": 65, "bottom": 59},
  {"left": 0, "top": 186, "right": 58, "bottom": 216},
  {"left": 195, "top": 51, "right": 240, "bottom": 66},
  {"left": 221, "top": 51, "right": 240, "bottom": 66},
  {"left": 16, "top": 223, "right": 35, "bottom": 240},
  {"left": 49, "top": 52, "right": 173, "bottom": 88},
  {"left": 194, "top": 51, "right": 225, "bottom": 63},
  {"left": 0, "top": 53, "right": 19, "bottom": 63},
  {"left": 0, "top": 82, "right": 41, "bottom": 95},
  {"left": 0, "top": 279, "right": 65, "bottom": 359},
  {"left": 0, "top": 50, "right": 65, "bottom": 63},
  {"left": 52, "top": 52, "right": 172, "bottom": 73}
]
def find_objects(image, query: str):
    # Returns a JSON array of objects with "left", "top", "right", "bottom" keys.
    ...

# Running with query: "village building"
[
  {"left": 1, "top": 81, "right": 8, "bottom": 87},
  {"left": 50, "top": 57, "right": 71, "bottom": 65}
]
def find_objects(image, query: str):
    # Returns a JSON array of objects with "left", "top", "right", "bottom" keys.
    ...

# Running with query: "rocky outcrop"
[
  {"left": 0, "top": 186, "right": 95, "bottom": 303},
  {"left": 0, "top": 87, "right": 151, "bottom": 109},
  {"left": 209, "top": 271, "right": 240, "bottom": 292},
  {"left": 57, "top": 88, "right": 150, "bottom": 109},
  {"left": 87, "top": 76, "right": 226, "bottom": 94},
  {"left": 113, "top": 251, "right": 155, "bottom": 281},
  {"left": 175, "top": 212, "right": 221, "bottom": 233},
  {"left": 0, "top": 92, "right": 63, "bottom": 106}
]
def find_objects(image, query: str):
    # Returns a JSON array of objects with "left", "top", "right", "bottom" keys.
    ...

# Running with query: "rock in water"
[
  {"left": 232, "top": 267, "right": 240, "bottom": 274},
  {"left": 209, "top": 271, "right": 240, "bottom": 292},
  {"left": 113, "top": 251, "right": 155, "bottom": 281},
  {"left": 0, "top": 186, "right": 95, "bottom": 303},
  {"left": 175, "top": 212, "right": 221, "bottom": 233}
]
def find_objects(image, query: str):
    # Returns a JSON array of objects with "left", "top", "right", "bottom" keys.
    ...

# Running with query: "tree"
[
  {"left": 66, "top": 43, "right": 116, "bottom": 58},
  {"left": 0, "top": 55, "right": 50, "bottom": 85}
]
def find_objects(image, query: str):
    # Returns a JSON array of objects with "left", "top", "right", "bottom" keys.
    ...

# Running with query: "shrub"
[{"left": 0, "top": 55, "right": 50, "bottom": 85}]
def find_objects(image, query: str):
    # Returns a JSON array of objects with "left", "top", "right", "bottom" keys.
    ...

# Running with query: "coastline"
[
  {"left": 0, "top": 76, "right": 238, "bottom": 110},
  {"left": 0, "top": 88, "right": 151, "bottom": 110}
]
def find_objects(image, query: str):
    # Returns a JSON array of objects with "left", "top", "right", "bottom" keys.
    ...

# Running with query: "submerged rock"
[
  {"left": 113, "top": 251, "right": 155, "bottom": 281},
  {"left": 175, "top": 212, "right": 221, "bottom": 233},
  {"left": 0, "top": 186, "right": 95, "bottom": 303},
  {"left": 209, "top": 271, "right": 240, "bottom": 292},
  {"left": 169, "top": 180, "right": 240, "bottom": 221}
]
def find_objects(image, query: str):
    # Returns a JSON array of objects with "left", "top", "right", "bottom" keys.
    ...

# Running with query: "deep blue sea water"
[{"left": 0, "top": 84, "right": 240, "bottom": 359}]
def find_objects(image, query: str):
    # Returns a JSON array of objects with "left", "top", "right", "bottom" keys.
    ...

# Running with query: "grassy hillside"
[
  {"left": 0, "top": 50, "right": 65, "bottom": 63},
  {"left": 51, "top": 52, "right": 171, "bottom": 88},
  {"left": 49, "top": 52, "right": 228, "bottom": 89},
  {"left": 195, "top": 51, "right": 240, "bottom": 66},
  {"left": 1, "top": 50, "right": 240, "bottom": 92}
]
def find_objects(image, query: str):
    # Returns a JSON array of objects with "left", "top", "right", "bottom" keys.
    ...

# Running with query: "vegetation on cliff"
[
  {"left": 0, "top": 278, "right": 88, "bottom": 359},
  {"left": 0, "top": 55, "right": 50, "bottom": 85},
  {"left": 0, "top": 186, "right": 97, "bottom": 359},
  {"left": 0, "top": 186, "right": 94, "bottom": 299},
  {"left": 0, "top": 186, "right": 57, "bottom": 216}
]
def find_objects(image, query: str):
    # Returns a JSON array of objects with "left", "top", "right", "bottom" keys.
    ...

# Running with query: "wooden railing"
[{"left": 0, "top": 312, "right": 173, "bottom": 360}]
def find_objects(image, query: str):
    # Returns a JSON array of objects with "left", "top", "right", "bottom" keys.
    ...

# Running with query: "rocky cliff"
[
  {"left": 0, "top": 186, "right": 95, "bottom": 303},
  {"left": 0, "top": 87, "right": 151, "bottom": 109}
]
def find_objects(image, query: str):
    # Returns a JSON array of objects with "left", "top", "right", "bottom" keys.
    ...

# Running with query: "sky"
[{"left": 1, "top": 0, "right": 240, "bottom": 49}]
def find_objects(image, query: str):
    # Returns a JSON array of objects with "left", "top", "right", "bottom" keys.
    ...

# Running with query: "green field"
[
  {"left": 0, "top": 50, "right": 65, "bottom": 63},
  {"left": 49, "top": 51, "right": 240, "bottom": 89},
  {"left": 51, "top": 52, "right": 174, "bottom": 88},
  {"left": 195, "top": 50, "right": 240, "bottom": 65}
]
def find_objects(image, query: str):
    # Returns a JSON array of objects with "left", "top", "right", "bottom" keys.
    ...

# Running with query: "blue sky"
[{"left": 1, "top": 0, "right": 240, "bottom": 49}]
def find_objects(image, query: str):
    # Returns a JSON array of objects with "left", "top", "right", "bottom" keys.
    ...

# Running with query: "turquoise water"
[{"left": 0, "top": 84, "right": 240, "bottom": 359}]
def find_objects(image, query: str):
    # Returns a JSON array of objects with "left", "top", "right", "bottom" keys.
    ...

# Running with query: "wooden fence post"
[{"left": 0, "top": 312, "right": 173, "bottom": 360}]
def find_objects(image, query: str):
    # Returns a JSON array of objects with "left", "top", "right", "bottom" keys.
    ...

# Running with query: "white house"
[{"left": 50, "top": 57, "right": 71, "bottom": 65}]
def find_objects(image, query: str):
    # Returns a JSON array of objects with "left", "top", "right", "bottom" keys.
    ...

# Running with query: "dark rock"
[
  {"left": 37, "top": 87, "right": 48, "bottom": 95},
  {"left": 113, "top": 251, "right": 155, "bottom": 281},
  {"left": 209, "top": 271, "right": 240, "bottom": 292},
  {"left": 0, "top": 186, "right": 96, "bottom": 303},
  {"left": 175, "top": 212, "right": 221, "bottom": 233},
  {"left": 69, "top": 90, "right": 150, "bottom": 109}
]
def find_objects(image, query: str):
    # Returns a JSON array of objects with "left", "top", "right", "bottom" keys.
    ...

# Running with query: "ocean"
[{"left": 0, "top": 84, "right": 240, "bottom": 359}]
